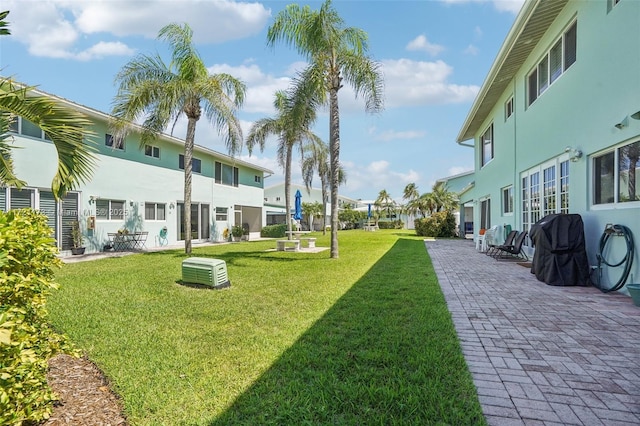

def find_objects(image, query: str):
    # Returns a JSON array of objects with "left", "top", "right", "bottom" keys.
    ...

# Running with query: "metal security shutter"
[
  {"left": 61, "top": 193, "right": 78, "bottom": 250},
  {"left": 39, "top": 190, "right": 58, "bottom": 237},
  {"left": 0, "top": 188, "right": 5, "bottom": 211}
]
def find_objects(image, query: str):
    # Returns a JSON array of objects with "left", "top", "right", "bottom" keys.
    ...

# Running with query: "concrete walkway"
[{"left": 425, "top": 239, "right": 640, "bottom": 426}]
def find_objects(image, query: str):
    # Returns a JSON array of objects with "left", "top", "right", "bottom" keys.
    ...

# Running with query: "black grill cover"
[{"left": 529, "top": 214, "right": 590, "bottom": 286}]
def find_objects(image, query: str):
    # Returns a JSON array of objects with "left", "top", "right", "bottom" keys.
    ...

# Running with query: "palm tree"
[
  {"left": 268, "top": 0, "right": 384, "bottom": 258},
  {"left": 402, "top": 182, "right": 420, "bottom": 222},
  {"left": 374, "top": 189, "right": 395, "bottom": 224},
  {"left": 1, "top": 12, "right": 96, "bottom": 199},
  {"left": 301, "top": 201, "right": 323, "bottom": 231},
  {"left": 246, "top": 88, "right": 321, "bottom": 240},
  {"left": 301, "top": 140, "right": 346, "bottom": 235},
  {"left": 431, "top": 182, "right": 459, "bottom": 212},
  {"left": 111, "top": 23, "right": 245, "bottom": 254}
]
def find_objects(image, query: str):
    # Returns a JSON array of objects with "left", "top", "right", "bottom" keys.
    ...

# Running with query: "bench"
[
  {"left": 300, "top": 237, "right": 316, "bottom": 248},
  {"left": 276, "top": 239, "right": 300, "bottom": 251}
]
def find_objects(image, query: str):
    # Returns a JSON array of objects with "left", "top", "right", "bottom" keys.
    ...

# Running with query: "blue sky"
[{"left": 0, "top": 0, "right": 523, "bottom": 202}]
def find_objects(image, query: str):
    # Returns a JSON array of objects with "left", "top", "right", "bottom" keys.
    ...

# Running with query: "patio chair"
[
  {"left": 486, "top": 229, "right": 518, "bottom": 257},
  {"left": 493, "top": 230, "right": 529, "bottom": 261}
]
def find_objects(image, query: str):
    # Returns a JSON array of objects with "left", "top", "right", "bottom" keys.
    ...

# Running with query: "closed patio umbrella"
[{"left": 293, "top": 189, "right": 302, "bottom": 220}]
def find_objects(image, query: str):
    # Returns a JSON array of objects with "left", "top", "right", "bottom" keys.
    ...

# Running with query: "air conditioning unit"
[{"left": 181, "top": 257, "right": 230, "bottom": 289}]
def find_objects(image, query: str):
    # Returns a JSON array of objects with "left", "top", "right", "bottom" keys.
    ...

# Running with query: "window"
[
  {"left": 527, "top": 21, "right": 577, "bottom": 106},
  {"left": 254, "top": 175, "right": 261, "bottom": 183},
  {"left": 145, "top": 145, "right": 160, "bottom": 158},
  {"left": 215, "top": 207, "right": 228, "bottom": 221},
  {"left": 21, "top": 119, "right": 43, "bottom": 139},
  {"left": 521, "top": 157, "right": 570, "bottom": 236},
  {"left": 502, "top": 186, "right": 514, "bottom": 214},
  {"left": 105, "top": 134, "right": 125, "bottom": 150},
  {"left": 593, "top": 139, "right": 640, "bottom": 205},
  {"left": 179, "top": 155, "right": 201, "bottom": 173},
  {"left": 481, "top": 124, "right": 493, "bottom": 166},
  {"left": 145, "top": 203, "right": 166, "bottom": 220},
  {"left": 214, "top": 162, "right": 239, "bottom": 187},
  {"left": 96, "top": 199, "right": 126, "bottom": 220},
  {"left": 505, "top": 97, "right": 514, "bottom": 120}
]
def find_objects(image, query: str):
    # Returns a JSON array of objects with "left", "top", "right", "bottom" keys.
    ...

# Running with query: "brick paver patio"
[{"left": 425, "top": 239, "right": 640, "bottom": 426}]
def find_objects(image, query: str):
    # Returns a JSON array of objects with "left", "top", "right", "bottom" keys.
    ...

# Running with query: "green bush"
[
  {"left": 261, "top": 224, "right": 287, "bottom": 238},
  {"left": 378, "top": 220, "right": 404, "bottom": 229},
  {"left": 414, "top": 211, "right": 457, "bottom": 237},
  {"left": 0, "top": 209, "right": 75, "bottom": 425},
  {"left": 338, "top": 209, "right": 366, "bottom": 229}
]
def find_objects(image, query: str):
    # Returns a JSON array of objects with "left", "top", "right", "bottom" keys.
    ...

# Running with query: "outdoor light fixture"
[
  {"left": 169, "top": 202, "right": 175, "bottom": 209},
  {"left": 614, "top": 116, "right": 629, "bottom": 129},
  {"left": 631, "top": 110, "right": 640, "bottom": 120},
  {"left": 564, "top": 146, "right": 582, "bottom": 162}
]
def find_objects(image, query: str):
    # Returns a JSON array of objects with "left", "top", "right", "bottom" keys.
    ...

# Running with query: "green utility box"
[{"left": 182, "top": 257, "right": 230, "bottom": 289}]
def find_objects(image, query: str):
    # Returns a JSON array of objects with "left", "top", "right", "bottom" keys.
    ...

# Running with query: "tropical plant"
[
  {"left": 70, "top": 219, "right": 83, "bottom": 249},
  {"left": 301, "top": 201, "right": 323, "bottom": 231},
  {"left": 246, "top": 89, "right": 321, "bottom": 240},
  {"left": 430, "top": 182, "right": 459, "bottom": 213},
  {"left": 0, "top": 13, "right": 96, "bottom": 199},
  {"left": 301, "top": 140, "right": 346, "bottom": 235},
  {"left": 231, "top": 225, "right": 244, "bottom": 238},
  {"left": 402, "top": 183, "right": 420, "bottom": 217},
  {"left": 111, "top": 22, "right": 245, "bottom": 254},
  {"left": 267, "top": 0, "right": 384, "bottom": 258},
  {"left": 375, "top": 189, "right": 396, "bottom": 223}
]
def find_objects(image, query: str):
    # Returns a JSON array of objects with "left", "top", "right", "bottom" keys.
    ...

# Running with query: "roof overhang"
[
  {"left": 457, "top": 0, "right": 568, "bottom": 143},
  {"left": 20, "top": 82, "right": 274, "bottom": 175}
]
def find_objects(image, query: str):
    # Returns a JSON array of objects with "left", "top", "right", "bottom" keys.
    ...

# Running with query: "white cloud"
[
  {"left": 4, "top": 0, "right": 270, "bottom": 60},
  {"left": 339, "top": 160, "right": 421, "bottom": 198},
  {"left": 406, "top": 35, "right": 445, "bottom": 56},
  {"left": 208, "top": 63, "right": 291, "bottom": 114},
  {"left": 381, "top": 59, "right": 479, "bottom": 107},
  {"left": 369, "top": 127, "right": 426, "bottom": 143},
  {"left": 463, "top": 44, "right": 479, "bottom": 56},
  {"left": 447, "top": 166, "right": 473, "bottom": 176}
]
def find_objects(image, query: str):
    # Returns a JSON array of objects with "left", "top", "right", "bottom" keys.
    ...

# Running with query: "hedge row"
[{"left": 414, "top": 211, "right": 457, "bottom": 237}]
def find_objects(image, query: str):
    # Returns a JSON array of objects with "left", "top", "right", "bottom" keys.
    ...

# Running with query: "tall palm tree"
[
  {"left": 431, "top": 182, "right": 459, "bottom": 212},
  {"left": 375, "top": 189, "right": 395, "bottom": 223},
  {"left": 402, "top": 182, "right": 420, "bottom": 220},
  {"left": 111, "top": 23, "right": 245, "bottom": 254},
  {"left": 246, "top": 88, "right": 322, "bottom": 240},
  {"left": 268, "top": 0, "right": 384, "bottom": 258},
  {"left": 301, "top": 140, "right": 346, "bottom": 236},
  {"left": 1, "top": 12, "right": 96, "bottom": 199}
]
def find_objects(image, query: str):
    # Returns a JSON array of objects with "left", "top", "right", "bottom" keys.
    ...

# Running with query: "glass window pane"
[
  {"left": 215, "top": 162, "right": 222, "bottom": 183},
  {"left": 528, "top": 70, "right": 538, "bottom": 105},
  {"left": 21, "top": 119, "right": 42, "bottom": 138},
  {"left": 157, "top": 204, "right": 165, "bottom": 220},
  {"left": 594, "top": 152, "right": 615, "bottom": 204},
  {"left": 193, "top": 158, "right": 201, "bottom": 173},
  {"left": 222, "top": 164, "right": 233, "bottom": 184},
  {"left": 111, "top": 200, "right": 125, "bottom": 220},
  {"left": 618, "top": 141, "right": 640, "bottom": 202},
  {"left": 538, "top": 56, "right": 549, "bottom": 94},
  {"left": 96, "top": 199, "right": 109, "bottom": 219},
  {"left": 550, "top": 39, "right": 562, "bottom": 83},
  {"left": 145, "top": 202, "right": 155, "bottom": 220},
  {"left": 564, "top": 22, "right": 577, "bottom": 70},
  {"left": 201, "top": 204, "right": 210, "bottom": 239}
]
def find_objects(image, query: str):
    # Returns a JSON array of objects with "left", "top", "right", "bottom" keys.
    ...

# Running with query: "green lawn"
[{"left": 49, "top": 230, "right": 485, "bottom": 425}]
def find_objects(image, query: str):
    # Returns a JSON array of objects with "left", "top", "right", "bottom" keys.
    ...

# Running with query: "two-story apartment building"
[
  {"left": 456, "top": 0, "right": 639, "bottom": 289},
  {"left": 4, "top": 85, "right": 273, "bottom": 254}
]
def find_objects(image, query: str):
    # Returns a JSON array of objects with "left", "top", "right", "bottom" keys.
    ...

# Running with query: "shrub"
[
  {"left": 0, "top": 209, "right": 75, "bottom": 425},
  {"left": 414, "top": 211, "right": 457, "bottom": 237},
  {"left": 261, "top": 224, "right": 287, "bottom": 238},
  {"left": 378, "top": 220, "right": 404, "bottom": 229}
]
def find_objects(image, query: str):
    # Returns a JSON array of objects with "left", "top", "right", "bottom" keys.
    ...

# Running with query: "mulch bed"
[{"left": 43, "top": 354, "right": 127, "bottom": 425}]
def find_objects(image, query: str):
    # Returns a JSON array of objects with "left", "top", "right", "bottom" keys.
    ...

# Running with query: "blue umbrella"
[
  {"left": 367, "top": 203, "right": 372, "bottom": 219},
  {"left": 293, "top": 189, "right": 302, "bottom": 220}
]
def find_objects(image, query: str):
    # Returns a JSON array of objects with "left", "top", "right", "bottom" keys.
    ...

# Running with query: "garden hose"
[{"left": 593, "top": 224, "right": 635, "bottom": 293}]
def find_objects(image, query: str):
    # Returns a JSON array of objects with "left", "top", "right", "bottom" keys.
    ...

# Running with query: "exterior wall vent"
[{"left": 181, "top": 257, "right": 230, "bottom": 289}]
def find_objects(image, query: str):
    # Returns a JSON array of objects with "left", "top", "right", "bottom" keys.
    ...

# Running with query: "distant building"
[
  {"left": 5, "top": 84, "right": 273, "bottom": 253},
  {"left": 263, "top": 183, "right": 359, "bottom": 229}
]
